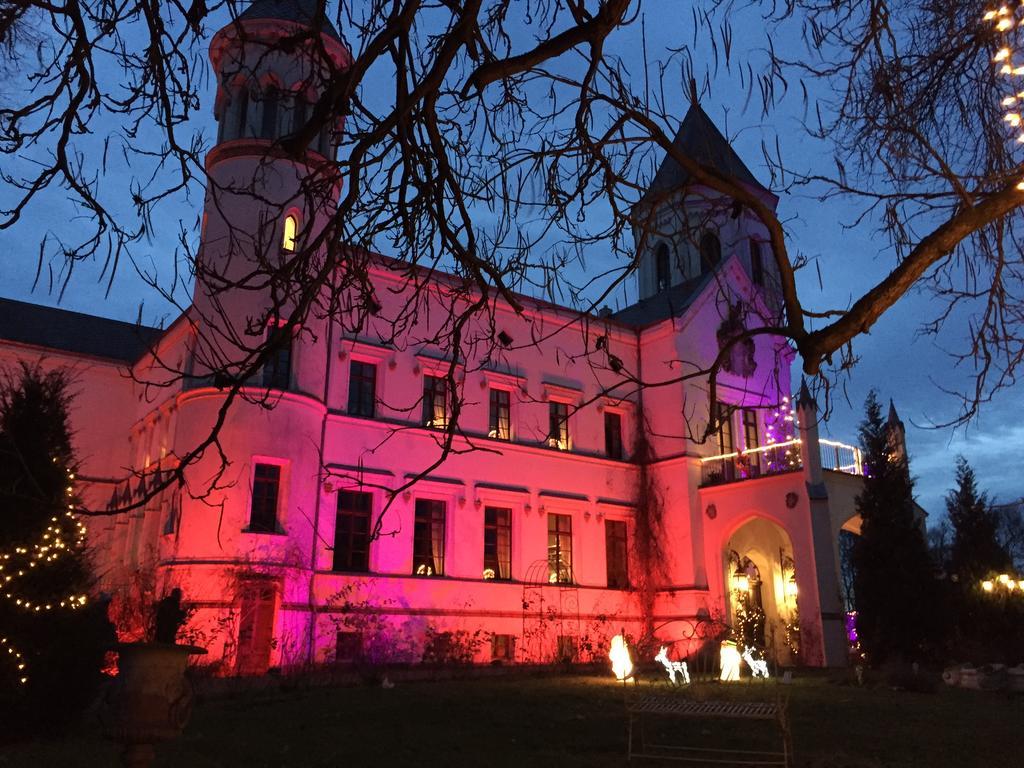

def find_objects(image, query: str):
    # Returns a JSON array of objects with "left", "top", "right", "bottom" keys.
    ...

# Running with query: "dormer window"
[
  {"left": 700, "top": 230, "right": 721, "bottom": 273},
  {"left": 750, "top": 239, "right": 764, "bottom": 286},
  {"left": 282, "top": 214, "right": 298, "bottom": 252},
  {"left": 655, "top": 243, "right": 671, "bottom": 292}
]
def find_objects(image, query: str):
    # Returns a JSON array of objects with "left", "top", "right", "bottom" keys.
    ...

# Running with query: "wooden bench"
[{"left": 626, "top": 694, "right": 790, "bottom": 765}]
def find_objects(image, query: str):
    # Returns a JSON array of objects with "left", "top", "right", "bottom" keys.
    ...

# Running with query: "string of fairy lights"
[
  {"left": 985, "top": 5, "right": 1024, "bottom": 189},
  {"left": 0, "top": 459, "right": 89, "bottom": 685}
]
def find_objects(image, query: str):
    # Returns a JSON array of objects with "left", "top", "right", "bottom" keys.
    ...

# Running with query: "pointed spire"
[
  {"left": 797, "top": 378, "right": 816, "bottom": 410},
  {"left": 887, "top": 398, "right": 901, "bottom": 426}
]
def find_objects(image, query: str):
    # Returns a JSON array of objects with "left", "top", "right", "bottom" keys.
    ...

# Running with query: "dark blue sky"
[{"left": 0, "top": 0, "right": 1019, "bottom": 517}]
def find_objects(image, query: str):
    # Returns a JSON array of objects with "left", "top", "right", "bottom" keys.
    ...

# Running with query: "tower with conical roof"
[
  {"left": 189, "top": 0, "right": 351, "bottom": 387},
  {"left": 633, "top": 99, "right": 779, "bottom": 301}
]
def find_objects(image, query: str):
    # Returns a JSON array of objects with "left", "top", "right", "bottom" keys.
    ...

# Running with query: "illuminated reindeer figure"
[
  {"left": 742, "top": 648, "right": 769, "bottom": 678},
  {"left": 654, "top": 646, "right": 691, "bottom": 685}
]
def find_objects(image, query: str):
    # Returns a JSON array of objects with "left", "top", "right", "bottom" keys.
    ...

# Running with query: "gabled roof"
[
  {"left": 610, "top": 269, "right": 718, "bottom": 328},
  {"left": 238, "top": 0, "right": 342, "bottom": 42},
  {"left": 639, "top": 103, "right": 766, "bottom": 205},
  {"left": 0, "top": 297, "right": 164, "bottom": 363}
]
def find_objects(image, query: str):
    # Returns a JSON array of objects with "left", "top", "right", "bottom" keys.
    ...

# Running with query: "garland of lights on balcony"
[
  {"left": 986, "top": 5, "right": 1024, "bottom": 188},
  {"left": 0, "top": 459, "right": 89, "bottom": 685}
]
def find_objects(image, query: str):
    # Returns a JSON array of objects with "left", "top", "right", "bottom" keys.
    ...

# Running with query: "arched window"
[
  {"left": 749, "top": 239, "right": 764, "bottom": 286},
  {"left": 234, "top": 87, "right": 249, "bottom": 139},
  {"left": 290, "top": 95, "right": 308, "bottom": 137},
  {"left": 282, "top": 214, "right": 298, "bottom": 252},
  {"left": 260, "top": 86, "right": 280, "bottom": 140},
  {"left": 700, "top": 230, "right": 721, "bottom": 273},
  {"left": 655, "top": 242, "right": 671, "bottom": 292}
]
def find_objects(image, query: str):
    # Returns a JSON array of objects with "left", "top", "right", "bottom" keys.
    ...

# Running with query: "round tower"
[{"left": 167, "top": 1, "right": 351, "bottom": 674}]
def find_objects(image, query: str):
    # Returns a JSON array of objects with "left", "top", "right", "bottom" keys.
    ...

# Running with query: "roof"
[
  {"left": 0, "top": 297, "right": 165, "bottom": 363},
  {"left": 639, "top": 103, "right": 766, "bottom": 206},
  {"left": 610, "top": 269, "right": 717, "bottom": 328},
  {"left": 238, "top": 0, "right": 343, "bottom": 42}
]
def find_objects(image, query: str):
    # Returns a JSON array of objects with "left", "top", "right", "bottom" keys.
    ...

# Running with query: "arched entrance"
[{"left": 724, "top": 517, "right": 800, "bottom": 664}]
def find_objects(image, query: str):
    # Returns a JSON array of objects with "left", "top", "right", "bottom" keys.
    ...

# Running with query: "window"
[
  {"left": 547, "top": 513, "right": 573, "bottom": 584},
  {"left": 347, "top": 360, "right": 377, "bottom": 417},
  {"left": 742, "top": 408, "right": 761, "bottom": 478},
  {"left": 750, "top": 239, "right": 764, "bottom": 286},
  {"left": 290, "top": 96, "right": 308, "bottom": 136},
  {"left": 262, "top": 326, "right": 292, "bottom": 390},
  {"left": 655, "top": 242, "right": 671, "bottom": 291},
  {"left": 422, "top": 375, "right": 448, "bottom": 428},
  {"left": 260, "top": 86, "right": 279, "bottom": 140},
  {"left": 234, "top": 87, "right": 250, "bottom": 138},
  {"left": 547, "top": 401, "right": 569, "bottom": 450},
  {"left": 335, "top": 631, "right": 362, "bottom": 663},
  {"left": 605, "top": 520, "right": 629, "bottom": 589},
  {"left": 161, "top": 494, "right": 180, "bottom": 536},
  {"left": 604, "top": 411, "right": 624, "bottom": 459},
  {"left": 556, "top": 635, "right": 578, "bottom": 662},
  {"left": 248, "top": 463, "right": 281, "bottom": 533},
  {"left": 413, "top": 498, "right": 445, "bottom": 576},
  {"left": 333, "top": 490, "right": 372, "bottom": 572},
  {"left": 483, "top": 506, "right": 512, "bottom": 580},
  {"left": 488, "top": 388, "right": 511, "bottom": 440},
  {"left": 742, "top": 409, "right": 759, "bottom": 451},
  {"left": 491, "top": 634, "right": 515, "bottom": 662},
  {"left": 715, "top": 402, "right": 735, "bottom": 455},
  {"left": 282, "top": 214, "right": 298, "bottom": 253},
  {"left": 700, "top": 230, "right": 721, "bottom": 273}
]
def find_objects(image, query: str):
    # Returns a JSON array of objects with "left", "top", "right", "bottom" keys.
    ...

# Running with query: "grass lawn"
[{"left": 1, "top": 673, "right": 1019, "bottom": 767}]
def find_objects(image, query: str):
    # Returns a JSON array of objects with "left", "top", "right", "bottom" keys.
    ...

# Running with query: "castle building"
[{"left": 0, "top": 0, "right": 880, "bottom": 673}]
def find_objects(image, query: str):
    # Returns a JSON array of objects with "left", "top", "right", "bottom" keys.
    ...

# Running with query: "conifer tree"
[
  {"left": 0, "top": 364, "right": 112, "bottom": 736},
  {"left": 851, "top": 390, "right": 935, "bottom": 664},
  {"left": 946, "top": 456, "right": 1009, "bottom": 582}
]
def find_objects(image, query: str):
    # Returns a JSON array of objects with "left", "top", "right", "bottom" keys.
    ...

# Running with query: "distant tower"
[
  {"left": 631, "top": 100, "right": 778, "bottom": 301},
  {"left": 885, "top": 399, "right": 908, "bottom": 465},
  {"left": 192, "top": 0, "right": 352, "bottom": 387}
]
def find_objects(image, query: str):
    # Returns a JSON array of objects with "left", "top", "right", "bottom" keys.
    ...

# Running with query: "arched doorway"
[{"left": 724, "top": 517, "right": 800, "bottom": 664}]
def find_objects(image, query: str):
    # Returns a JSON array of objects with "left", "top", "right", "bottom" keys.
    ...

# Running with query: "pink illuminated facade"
[{"left": 0, "top": 0, "right": 883, "bottom": 673}]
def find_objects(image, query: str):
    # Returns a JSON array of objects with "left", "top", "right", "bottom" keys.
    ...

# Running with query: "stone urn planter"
[{"left": 101, "top": 642, "right": 206, "bottom": 768}]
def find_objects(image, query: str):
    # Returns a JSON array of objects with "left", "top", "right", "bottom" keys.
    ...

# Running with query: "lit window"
[
  {"left": 282, "top": 215, "right": 298, "bottom": 252},
  {"left": 248, "top": 463, "right": 281, "bottom": 533},
  {"left": 422, "top": 375, "right": 448, "bottom": 428},
  {"left": 547, "top": 513, "right": 573, "bottom": 584},
  {"left": 413, "top": 498, "right": 445, "bottom": 576},
  {"left": 488, "top": 388, "right": 511, "bottom": 440},
  {"left": 547, "top": 401, "right": 569, "bottom": 450},
  {"left": 483, "top": 506, "right": 512, "bottom": 580}
]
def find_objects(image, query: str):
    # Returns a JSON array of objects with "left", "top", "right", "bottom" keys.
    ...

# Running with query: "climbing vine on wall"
[{"left": 631, "top": 425, "right": 668, "bottom": 646}]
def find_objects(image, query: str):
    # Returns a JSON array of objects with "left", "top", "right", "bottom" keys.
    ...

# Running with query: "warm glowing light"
[
  {"left": 742, "top": 648, "right": 770, "bottom": 678},
  {"left": 733, "top": 573, "right": 750, "bottom": 592},
  {"left": 1006, "top": 113, "right": 1023, "bottom": 126},
  {"left": 655, "top": 646, "right": 690, "bottom": 685},
  {"left": 785, "top": 577, "right": 799, "bottom": 598},
  {"left": 282, "top": 214, "right": 298, "bottom": 252},
  {"left": 983, "top": 580, "right": 995, "bottom": 592},
  {"left": 1008, "top": 580, "right": 1018, "bottom": 590},
  {"left": 999, "top": 573, "right": 1010, "bottom": 584},
  {"left": 482, "top": 568, "right": 495, "bottom": 580},
  {"left": 997, "top": 18, "right": 1014, "bottom": 31},
  {"left": 609, "top": 634, "right": 633, "bottom": 681},
  {"left": 995, "top": 48, "right": 1011, "bottom": 62},
  {"left": 720, "top": 642, "right": 742, "bottom": 681}
]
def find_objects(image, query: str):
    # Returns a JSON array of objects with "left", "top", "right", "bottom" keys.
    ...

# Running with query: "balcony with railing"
[{"left": 699, "top": 439, "right": 863, "bottom": 487}]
